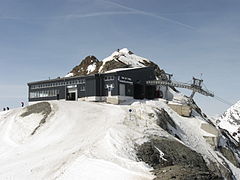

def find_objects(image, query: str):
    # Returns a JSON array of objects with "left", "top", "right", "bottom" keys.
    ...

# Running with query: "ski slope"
[
  {"left": 0, "top": 101, "right": 154, "bottom": 180},
  {"left": 0, "top": 100, "right": 239, "bottom": 179}
]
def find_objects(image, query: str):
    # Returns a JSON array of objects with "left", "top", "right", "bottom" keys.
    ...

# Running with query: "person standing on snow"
[{"left": 21, "top": 102, "right": 24, "bottom": 107}]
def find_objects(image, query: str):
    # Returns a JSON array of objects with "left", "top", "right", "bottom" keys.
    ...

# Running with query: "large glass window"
[
  {"left": 30, "top": 78, "right": 87, "bottom": 90},
  {"left": 30, "top": 89, "right": 60, "bottom": 99}
]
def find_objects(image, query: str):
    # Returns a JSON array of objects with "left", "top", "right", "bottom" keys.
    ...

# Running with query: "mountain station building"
[{"left": 28, "top": 67, "right": 158, "bottom": 104}]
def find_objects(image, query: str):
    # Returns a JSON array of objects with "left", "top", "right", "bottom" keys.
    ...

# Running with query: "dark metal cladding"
[{"left": 27, "top": 66, "right": 157, "bottom": 102}]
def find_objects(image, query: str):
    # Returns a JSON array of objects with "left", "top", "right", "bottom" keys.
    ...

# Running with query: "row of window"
[
  {"left": 119, "top": 76, "right": 132, "bottom": 81},
  {"left": 31, "top": 79, "right": 86, "bottom": 89},
  {"left": 30, "top": 89, "right": 60, "bottom": 99},
  {"left": 104, "top": 76, "right": 114, "bottom": 81},
  {"left": 31, "top": 76, "right": 116, "bottom": 89}
]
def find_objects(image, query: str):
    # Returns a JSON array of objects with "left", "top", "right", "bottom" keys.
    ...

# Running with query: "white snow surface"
[
  {"left": 0, "top": 99, "right": 240, "bottom": 179},
  {"left": 65, "top": 72, "right": 74, "bottom": 77},
  {"left": 99, "top": 48, "right": 151, "bottom": 72},
  {"left": 218, "top": 100, "right": 240, "bottom": 142},
  {"left": 105, "top": 67, "right": 142, "bottom": 73},
  {"left": 0, "top": 101, "right": 154, "bottom": 180},
  {"left": 87, "top": 63, "right": 96, "bottom": 74}
]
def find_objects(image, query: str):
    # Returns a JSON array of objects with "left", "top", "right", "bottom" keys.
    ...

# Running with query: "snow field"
[
  {"left": 0, "top": 101, "right": 154, "bottom": 180},
  {"left": 99, "top": 48, "right": 151, "bottom": 72},
  {"left": 0, "top": 99, "right": 240, "bottom": 179}
]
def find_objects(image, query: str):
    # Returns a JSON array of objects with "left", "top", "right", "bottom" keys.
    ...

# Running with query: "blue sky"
[{"left": 0, "top": 0, "right": 239, "bottom": 115}]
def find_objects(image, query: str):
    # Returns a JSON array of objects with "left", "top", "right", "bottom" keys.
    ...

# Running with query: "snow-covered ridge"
[
  {"left": 218, "top": 100, "right": 240, "bottom": 142},
  {"left": 98, "top": 48, "right": 150, "bottom": 72},
  {"left": 220, "top": 101, "right": 240, "bottom": 124},
  {"left": 65, "top": 72, "right": 74, "bottom": 77}
]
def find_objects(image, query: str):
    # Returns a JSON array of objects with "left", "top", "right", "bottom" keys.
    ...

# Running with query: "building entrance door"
[{"left": 66, "top": 86, "right": 78, "bottom": 101}]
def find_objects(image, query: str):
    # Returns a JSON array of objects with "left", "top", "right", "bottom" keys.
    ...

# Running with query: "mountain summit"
[{"left": 66, "top": 48, "right": 164, "bottom": 78}]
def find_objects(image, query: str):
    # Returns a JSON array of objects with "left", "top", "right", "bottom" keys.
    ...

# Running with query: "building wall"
[
  {"left": 28, "top": 67, "right": 156, "bottom": 102},
  {"left": 101, "top": 73, "right": 119, "bottom": 96},
  {"left": 28, "top": 77, "right": 86, "bottom": 102},
  {"left": 125, "top": 83, "right": 133, "bottom": 96},
  {"left": 28, "top": 86, "right": 65, "bottom": 102},
  {"left": 78, "top": 84, "right": 86, "bottom": 98},
  {"left": 117, "top": 67, "right": 156, "bottom": 99},
  {"left": 85, "top": 77, "right": 96, "bottom": 97},
  {"left": 117, "top": 66, "right": 155, "bottom": 84}
]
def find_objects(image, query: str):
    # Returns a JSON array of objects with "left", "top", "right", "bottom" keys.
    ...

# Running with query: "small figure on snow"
[
  {"left": 6, "top": 107, "right": 9, "bottom": 111},
  {"left": 21, "top": 102, "right": 24, "bottom": 107},
  {"left": 3, "top": 108, "right": 6, "bottom": 111}
]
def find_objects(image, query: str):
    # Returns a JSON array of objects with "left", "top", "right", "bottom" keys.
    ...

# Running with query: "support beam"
[
  {"left": 146, "top": 77, "right": 214, "bottom": 98},
  {"left": 189, "top": 91, "right": 196, "bottom": 102}
]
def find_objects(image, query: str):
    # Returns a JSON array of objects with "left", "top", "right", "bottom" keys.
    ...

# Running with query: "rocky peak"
[
  {"left": 69, "top": 55, "right": 101, "bottom": 76},
  {"left": 66, "top": 48, "right": 166, "bottom": 79}
]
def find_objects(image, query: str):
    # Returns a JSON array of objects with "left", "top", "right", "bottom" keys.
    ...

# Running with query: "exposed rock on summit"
[
  {"left": 70, "top": 55, "right": 101, "bottom": 76},
  {"left": 66, "top": 48, "right": 166, "bottom": 79}
]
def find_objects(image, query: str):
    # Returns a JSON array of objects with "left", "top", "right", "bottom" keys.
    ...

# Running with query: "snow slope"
[
  {"left": 0, "top": 101, "right": 154, "bottom": 180},
  {"left": 218, "top": 100, "right": 240, "bottom": 142},
  {"left": 98, "top": 48, "right": 150, "bottom": 72},
  {"left": 0, "top": 100, "right": 240, "bottom": 179},
  {"left": 86, "top": 63, "right": 96, "bottom": 74}
]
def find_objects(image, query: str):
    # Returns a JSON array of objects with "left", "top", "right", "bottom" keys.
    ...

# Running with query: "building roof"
[
  {"left": 27, "top": 74, "right": 95, "bottom": 85},
  {"left": 28, "top": 66, "right": 153, "bottom": 85}
]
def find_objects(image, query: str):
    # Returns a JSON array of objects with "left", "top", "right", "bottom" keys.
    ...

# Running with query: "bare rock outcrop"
[{"left": 136, "top": 137, "right": 223, "bottom": 180}]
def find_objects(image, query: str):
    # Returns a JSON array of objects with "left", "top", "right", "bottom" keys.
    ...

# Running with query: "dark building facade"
[{"left": 28, "top": 67, "right": 156, "bottom": 104}]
